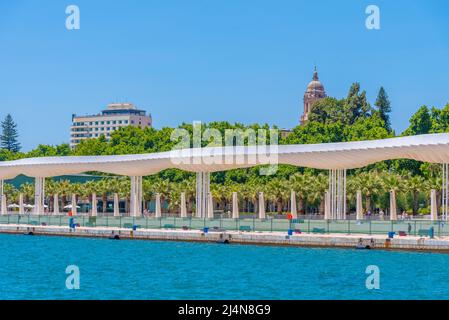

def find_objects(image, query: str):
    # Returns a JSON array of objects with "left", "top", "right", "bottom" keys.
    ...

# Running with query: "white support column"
[
  {"left": 324, "top": 191, "right": 331, "bottom": 220},
  {"left": 138, "top": 176, "right": 142, "bottom": 216},
  {"left": 232, "top": 192, "right": 239, "bottom": 219},
  {"left": 0, "top": 180, "right": 4, "bottom": 215},
  {"left": 1, "top": 194, "right": 6, "bottom": 216},
  {"left": 19, "top": 193, "right": 24, "bottom": 215},
  {"left": 290, "top": 190, "right": 297, "bottom": 219},
  {"left": 196, "top": 172, "right": 210, "bottom": 218},
  {"left": 356, "top": 190, "right": 363, "bottom": 220},
  {"left": 155, "top": 193, "right": 162, "bottom": 218},
  {"left": 71, "top": 194, "right": 77, "bottom": 216},
  {"left": 328, "top": 169, "right": 347, "bottom": 219},
  {"left": 258, "top": 192, "right": 266, "bottom": 219},
  {"left": 130, "top": 177, "right": 135, "bottom": 217},
  {"left": 53, "top": 194, "right": 59, "bottom": 215},
  {"left": 91, "top": 193, "right": 97, "bottom": 217},
  {"left": 34, "top": 177, "right": 45, "bottom": 215},
  {"left": 343, "top": 169, "right": 347, "bottom": 219},
  {"left": 180, "top": 192, "right": 187, "bottom": 218},
  {"left": 443, "top": 163, "right": 449, "bottom": 221},
  {"left": 130, "top": 176, "right": 143, "bottom": 217},
  {"left": 207, "top": 193, "right": 214, "bottom": 219},
  {"left": 114, "top": 193, "right": 120, "bottom": 217},
  {"left": 390, "top": 190, "right": 397, "bottom": 221},
  {"left": 431, "top": 189, "right": 438, "bottom": 221}
]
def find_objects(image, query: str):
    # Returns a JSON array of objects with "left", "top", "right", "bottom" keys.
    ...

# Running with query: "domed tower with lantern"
[{"left": 300, "top": 67, "right": 327, "bottom": 124}]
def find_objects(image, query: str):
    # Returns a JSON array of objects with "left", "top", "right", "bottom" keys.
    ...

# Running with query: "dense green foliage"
[{"left": 1, "top": 83, "right": 449, "bottom": 215}]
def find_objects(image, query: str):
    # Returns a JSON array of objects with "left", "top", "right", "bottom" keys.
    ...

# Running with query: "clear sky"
[{"left": 0, "top": 0, "right": 448, "bottom": 150}]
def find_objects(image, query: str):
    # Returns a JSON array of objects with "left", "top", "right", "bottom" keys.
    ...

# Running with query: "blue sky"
[{"left": 0, "top": 0, "right": 448, "bottom": 150}]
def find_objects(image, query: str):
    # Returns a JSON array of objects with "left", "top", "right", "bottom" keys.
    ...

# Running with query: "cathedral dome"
[
  {"left": 306, "top": 80, "right": 325, "bottom": 92},
  {"left": 306, "top": 68, "right": 325, "bottom": 93}
]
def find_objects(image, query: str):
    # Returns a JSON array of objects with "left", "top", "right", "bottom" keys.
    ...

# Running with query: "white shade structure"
[
  {"left": 155, "top": 193, "right": 162, "bottom": 218},
  {"left": 113, "top": 193, "right": 120, "bottom": 217},
  {"left": 1, "top": 194, "right": 7, "bottom": 215},
  {"left": 91, "top": 193, "right": 97, "bottom": 217},
  {"left": 8, "top": 204, "right": 19, "bottom": 209},
  {"left": 71, "top": 194, "right": 77, "bottom": 215},
  {"left": 356, "top": 190, "right": 363, "bottom": 220},
  {"left": 290, "top": 190, "right": 297, "bottom": 218},
  {"left": 53, "top": 194, "right": 59, "bottom": 215},
  {"left": 180, "top": 192, "right": 187, "bottom": 218},
  {"left": 324, "top": 191, "right": 331, "bottom": 220},
  {"left": 19, "top": 193, "right": 24, "bottom": 215},
  {"left": 258, "top": 192, "right": 266, "bottom": 219},
  {"left": 390, "top": 190, "right": 397, "bottom": 221},
  {"left": 207, "top": 193, "right": 214, "bottom": 219},
  {"left": 4, "top": 133, "right": 449, "bottom": 221},
  {"left": 431, "top": 189, "right": 438, "bottom": 221},
  {"left": 232, "top": 192, "right": 239, "bottom": 219},
  {"left": 4, "top": 133, "right": 449, "bottom": 179}
]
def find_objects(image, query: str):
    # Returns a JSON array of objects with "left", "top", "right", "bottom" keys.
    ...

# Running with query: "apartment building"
[{"left": 70, "top": 103, "right": 152, "bottom": 148}]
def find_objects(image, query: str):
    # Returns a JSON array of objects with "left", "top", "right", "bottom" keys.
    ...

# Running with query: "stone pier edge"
[{"left": 1, "top": 224, "right": 449, "bottom": 253}]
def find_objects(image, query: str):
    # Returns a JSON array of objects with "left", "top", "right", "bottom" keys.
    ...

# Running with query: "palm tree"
[
  {"left": 404, "top": 174, "right": 425, "bottom": 215},
  {"left": 210, "top": 183, "right": 224, "bottom": 212},
  {"left": 96, "top": 179, "right": 112, "bottom": 214},
  {"left": 45, "top": 179, "right": 58, "bottom": 212},
  {"left": 266, "top": 178, "right": 289, "bottom": 214},
  {"left": 353, "top": 171, "right": 383, "bottom": 212},
  {"left": 152, "top": 179, "right": 171, "bottom": 213},
  {"left": 381, "top": 172, "right": 402, "bottom": 213},
  {"left": 306, "top": 173, "right": 328, "bottom": 215},
  {"left": 182, "top": 177, "right": 196, "bottom": 214},
  {"left": 19, "top": 182, "right": 34, "bottom": 205},
  {"left": 168, "top": 181, "right": 182, "bottom": 214},
  {"left": 142, "top": 178, "right": 155, "bottom": 212},
  {"left": 211, "top": 184, "right": 230, "bottom": 212},
  {"left": 107, "top": 177, "right": 130, "bottom": 214},
  {"left": 3, "top": 183, "right": 18, "bottom": 203},
  {"left": 80, "top": 180, "right": 98, "bottom": 213},
  {"left": 289, "top": 173, "right": 312, "bottom": 214},
  {"left": 245, "top": 179, "right": 264, "bottom": 215},
  {"left": 55, "top": 179, "right": 72, "bottom": 210}
]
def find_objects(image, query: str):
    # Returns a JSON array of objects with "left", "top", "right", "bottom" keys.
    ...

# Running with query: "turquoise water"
[{"left": 1, "top": 233, "right": 449, "bottom": 300}]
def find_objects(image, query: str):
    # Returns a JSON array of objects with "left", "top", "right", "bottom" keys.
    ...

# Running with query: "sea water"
[{"left": 0, "top": 233, "right": 448, "bottom": 300}]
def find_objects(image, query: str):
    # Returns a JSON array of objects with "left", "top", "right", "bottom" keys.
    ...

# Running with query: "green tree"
[
  {"left": 353, "top": 172, "right": 383, "bottom": 212},
  {"left": 0, "top": 114, "right": 21, "bottom": 152},
  {"left": 73, "top": 134, "right": 109, "bottom": 155},
  {"left": 266, "top": 178, "right": 289, "bottom": 214},
  {"left": 404, "top": 174, "right": 425, "bottom": 215},
  {"left": 375, "top": 87, "right": 392, "bottom": 132},
  {"left": 344, "top": 83, "right": 372, "bottom": 124},
  {"left": 289, "top": 172, "right": 313, "bottom": 214},
  {"left": 403, "top": 106, "right": 432, "bottom": 136}
]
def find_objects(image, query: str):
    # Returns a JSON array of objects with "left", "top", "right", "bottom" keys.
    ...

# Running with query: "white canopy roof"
[{"left": 1, "top": 133, "right": 449, "bottom": 179}]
